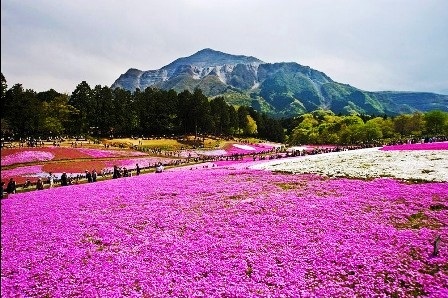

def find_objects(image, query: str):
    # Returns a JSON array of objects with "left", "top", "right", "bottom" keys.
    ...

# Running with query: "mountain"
[{"left": 111, "top": 48, "right": 448, "bottom": 118}]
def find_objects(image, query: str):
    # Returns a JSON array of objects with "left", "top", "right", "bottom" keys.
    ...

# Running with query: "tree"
[
  {"left": 1, "top": 73, "right": 8, "bottom": 119},
  {"left": 227, "top": 105, "right": 238, "bottom": 135},
  {"left": 259, "top": 114, "right": 285, "bottom": 143},
  {"left": 297, "top": 113, "right": 319, "bottom": 130},
  {"left": 244, "top": 115, "right": 257, "bottom": 135},
  {"left": 363, "top": 121, "right": 383, "bottom": 143},
  {"left": 289, "top": 127, "right": 310, "bottom": 145},
  {"left": 210, "top": 97, "right": 231, "bottom": 135},
  {"left": 4, "top": 84, "right": 42, "bottom": 136},
  {"left": 177, "top": 90, "right": 193, "bottom": 135},
  {"left": 69, "top": 81, "right": 92, "bottom": 135},
  {"left": 340, "top": 123, "right": 364, "bottom": 144},
  {"left": 367, "top": 117, "right": 395, "bottom": 139},
  {"left": 190, "top": 88, "right": 211, "bottom": 136},
  {"left": 393, "top": 114, "right": 412, "bottom": 137},
  {"left": 408, "top": 112, "right": 425, "bottom": 136},
  {"left": 90, "top": 85, "right": 113, "bottom": 136},
  {"left": 112, "top": 87, "right": 137, "bottom": 136},
  {"left": 237, "top": 106, "right": 249, "bottom": 134},
  {"left": 424, "top": 110, "right": 448, "bottom": 136},
  {"left": 40, "top": 94, "right": 75, "bottom": 136}
]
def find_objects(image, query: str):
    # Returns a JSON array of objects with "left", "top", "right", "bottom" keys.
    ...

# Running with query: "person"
[
  {"left": 36, "top": 178, "right": 44, "bottom": 190},
  {"left": 61, "top": 172, "right": 68, "bottom": 186},
  {"left": 48, "top": 172, "right": 55, "bottom": 188},
  {"left": 123, "top": 167, "right": 129, "bottom": 177},
  {"left": 24, "top": 178, "right": 31, "bottom": 188},
  {"left": 92, "top": 169, "right": 97, "bottom": 182},
  {"left": 1, "top": 181, "right": 5, "bottom": 199},
  {"left": 6, "top": 178, "right": 16, "bottom": 194},
  {"left": 113, "top": 165, "right": 119, "bottom": 179},
  {"left": 136, "top": 163, "right": 141, "bottom": 176},
  {"left": 86, "top": 170, "right": 93, "bottom": 183},
  {"left": 155, "top": 162, "right": 164, "bottom": 173}
]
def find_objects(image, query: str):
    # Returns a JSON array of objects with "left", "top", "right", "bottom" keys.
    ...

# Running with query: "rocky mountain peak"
[
  {"left": 162, "top": 48, "right": 264, "bottom": 71},
  {"left": 111, "top": 49, "right": 448, "bottom": 117}
]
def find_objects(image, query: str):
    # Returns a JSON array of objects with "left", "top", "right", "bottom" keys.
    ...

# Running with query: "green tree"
[
  {"left": 4, "top": 84, "right": 42, "bottom": 136},
  {"left": 90, "top": 85, "right": 114, "bottom": 136},
  {"left": 69, "top": 81, "right": 92, "bottom": 135},
  {"left": 113, "top": 88, "right": 137, "bottom": 136},
  {"left": 237, "top": 106, "right": 249, "bottom": 135},
  {"left": 244, "top": 115, "right": 257, "bottom": 135},
  {"left": 424, "top": 110, "right": 448, "bottom": 136},
  {"left": 1, "top": 73, "right": 8, "bottom": 119},
  {"left": 393, "top": 114, "right": 416, "bottom": 137},
  {"left": 227, "top": 105, "right": 238, "bottom": 135},
  {"left": 408, "top": 112, "right": 425, "bottom": 136},
  {"left": 367, "top": 117, "right": 395, "bottom": 139},
  {"left": 210, "top": 97, "right": 231, "bottom": 135},
  {"left": 257, "top": 113, "right": 285, "bottom": 143},
  {"left": 289, "top": 127, "right": 310, "bottom": 145},
  {"left": 41, "top": 94, "right": 75, "bottom": 136},
  {"left": 363, "top": 121, "right": 383, "bottom": 143}
]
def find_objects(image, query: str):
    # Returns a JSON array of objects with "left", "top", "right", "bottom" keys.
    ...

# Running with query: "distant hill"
[{"left": 111, "top": 48, "right": 448, "bottom": 118}]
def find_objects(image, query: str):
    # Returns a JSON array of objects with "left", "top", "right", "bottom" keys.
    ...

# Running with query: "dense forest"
[{"left": 1, "top": 73, "right": 447, "bottom": 145}]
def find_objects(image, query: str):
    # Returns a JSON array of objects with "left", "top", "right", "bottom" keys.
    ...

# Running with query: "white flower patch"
[
  {"left": 197, "top": 149, "right": 228, "bottom": 156},
  {"left": 251, "top": 148, "right": 448, "bottom": 182},
  {"left": 232, "top": 144, "right": 256, "bottom": 151}
]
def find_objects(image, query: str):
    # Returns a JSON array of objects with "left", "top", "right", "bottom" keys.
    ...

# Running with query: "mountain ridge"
[{"left": 111, "top": 49, "right": 448, "bottom": 118}]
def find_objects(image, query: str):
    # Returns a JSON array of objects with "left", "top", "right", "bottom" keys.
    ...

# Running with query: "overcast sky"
[{"left": 2, "top": 0, "right": 447, "bottom": 95}]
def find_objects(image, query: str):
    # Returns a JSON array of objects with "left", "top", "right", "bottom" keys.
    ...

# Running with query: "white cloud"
[{"left": 1, "top": 0, "right": 447, "bottom": 94}]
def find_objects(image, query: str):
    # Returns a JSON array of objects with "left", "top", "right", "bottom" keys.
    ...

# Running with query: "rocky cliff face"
[
  {"left": 112, "top": 48, "right": 263, "bottom": 91},
  {"left": 111, "top": 48, "right": 448, "bottom": 118}
]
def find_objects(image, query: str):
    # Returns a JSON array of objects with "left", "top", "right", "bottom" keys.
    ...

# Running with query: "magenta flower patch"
[
  {"left": 1, "top": 165, "right": 44, "bottom": 179},
  {"left": 105, "top": 157, "right": 177, "bottom": 169},
  {"left": 2, "top": 168, "right": 447, "bottom": 297},
  {"left": 77, "top": 148, "right": 147, "bottom": 158},
  {"left": 381, "top": 142, "right": 448, "bottom": 151},
  {"left": 1, "top": 151, "right": 54, "bottom": 166}
]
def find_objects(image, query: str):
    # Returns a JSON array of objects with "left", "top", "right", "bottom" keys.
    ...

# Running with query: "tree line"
[
  {"left": 1, "top": 73, "right": 447, "bottom": 145},
  {"left": 0, "top": 74, "right": 285, "bottom": 142},
  {"left": 283, "top": 109, "right": 448, "bottom": 145}
]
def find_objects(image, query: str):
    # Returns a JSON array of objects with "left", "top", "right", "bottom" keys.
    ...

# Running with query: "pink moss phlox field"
[
  {"left": 226, "top": 143, "right": 275, "bottom": 155},
  {"left": 178, "top": 143, "right": 276, "bottom": 158},
  {"left": 77, "top": 148, "right": 147, "bottom": 158},
  {"left": 1, "top": 147, "right": 147, "bottom": 167},
  {"left": 381, "top": 142, "right": 448, "bottom": 151},
  {"left": 105, "top": 157, "right": 177, "bottom": 169},
  {"left": 1, "top": 151, "right": 54, "bottom": 166},
  {"left": 2, "top": 168, "right": 447, "bottom": 297},
  {"left": 1, "top": 165, "right": 44, "bottom": 179}
]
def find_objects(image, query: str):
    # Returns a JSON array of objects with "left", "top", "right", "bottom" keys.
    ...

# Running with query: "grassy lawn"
[{"left": 103, "top": 137, "right": 233, "bottom": 150}]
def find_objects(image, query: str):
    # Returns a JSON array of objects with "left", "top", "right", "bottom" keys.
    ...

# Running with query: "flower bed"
[
  {"left": 1, "top": 168, "right": 447, "bottom": 297},
  {"left": 1, "top": 165, "right": 45, "bottom": 183},
  {"left": 1, "top": 147, "right": 91, "bottom": 165},
  {"left": 77, "top": 148, "right": 147, "bottom": 158},
  {"left": 251, "top": 148, "right": 448, "bottom": 182},
  {"left": 1, "top": 147, "right": 148, "bottom": 167},
  {"left": 381, "top": 142, "right": 448, "bottom": 151},
  {"left": 1, "top": 151, "right": 55, "bottom": 166},
  {"left": 1, "top": 157, "right": 180, "bottom": 184},
  {"left": 104, "top": 157, "right": 180, "bottom": 170},
  {"left": 177, "top": 143, "right": 277, "bottom": 158},
  {"left": 225, "top": 143, "right": 276, "bottom": 155}
]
